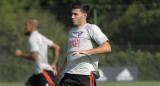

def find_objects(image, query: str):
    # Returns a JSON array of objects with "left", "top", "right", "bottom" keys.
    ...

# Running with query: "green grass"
[{"left": 0, "top": 81, "right": 160, "bottom": 86}]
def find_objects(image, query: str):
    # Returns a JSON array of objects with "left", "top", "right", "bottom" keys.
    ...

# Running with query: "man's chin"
[{"left": 73, "top": 23, "right": 77, "bottom": 26}]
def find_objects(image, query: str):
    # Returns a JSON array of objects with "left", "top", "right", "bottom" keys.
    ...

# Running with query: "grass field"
[{"left": 0, "top": 81, "right": 160, "bottom": 86}]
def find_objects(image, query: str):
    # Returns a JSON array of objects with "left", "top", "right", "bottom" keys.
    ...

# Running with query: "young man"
[
  {"left": 58, "top": 2, "right": 111, "bottom": 86},
  {"left": 15, "top": 18, "right": 60, "bottom": 86}
]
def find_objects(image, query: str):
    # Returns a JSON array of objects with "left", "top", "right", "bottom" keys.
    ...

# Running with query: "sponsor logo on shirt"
[
  {"left": 68, "top": 39, "right": 80, "bottom": 48},
  {"left": 42, "top": 37, "right": 45, "bottom": 43}
]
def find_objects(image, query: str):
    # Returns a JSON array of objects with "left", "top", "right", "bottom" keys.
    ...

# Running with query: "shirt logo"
[
  {"left": 78, "top": 31, "right": 83, "bottom": 37},
  {"left": 42, "top": 37, "right": 45, "bottom": 43},
  {"left": 68, "top": 39, "right": 80, "bottom": 48}
]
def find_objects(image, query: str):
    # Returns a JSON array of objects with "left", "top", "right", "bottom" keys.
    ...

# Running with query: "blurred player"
[
  {"left": 15, "top": 18, "right": 60, "bottom": 86},
  {"left": 58, "top": 2, "right": 111, "bottom": 86}
]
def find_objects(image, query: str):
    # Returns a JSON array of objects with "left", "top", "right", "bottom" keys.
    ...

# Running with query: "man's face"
[
  {"left": 71, "top": 9, "right": 86, "bottom": 27},
  {"left": 24, "top": 21, "right": 32, "bottom": 36}
]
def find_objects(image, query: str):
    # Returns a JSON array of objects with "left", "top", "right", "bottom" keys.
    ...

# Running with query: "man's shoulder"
[
  {"left": 85, "top": 23, "right": 100, "bottom": 31},
  {"left": 29, "top": 32, "right": 42, "bottom": 41},
  {"left": 86, "top": 23, "right": 96, "bottom": 26},
  {"left": 86, "top": 23, "right": 99, "bottom": 29},
  {"left": 30, "top": 33, "right": 39, "bottom": 38}
]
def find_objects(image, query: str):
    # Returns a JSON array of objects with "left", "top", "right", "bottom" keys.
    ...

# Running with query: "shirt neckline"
[{"left": 75, "top": 23, "right": 89, "bottom": 30}]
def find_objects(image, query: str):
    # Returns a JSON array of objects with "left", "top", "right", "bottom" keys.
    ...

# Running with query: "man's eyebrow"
[{"left": 72, "top": 13, "right": 78, "bottom": 15}]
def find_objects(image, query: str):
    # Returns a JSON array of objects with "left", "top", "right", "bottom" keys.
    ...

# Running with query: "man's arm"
[
  {"left": 15, "top": 49, "right": 38, "bottom": 61},
  {"left": 50, "top": 43, "right": 60, "bottom": 65},
  {"left": 50, "top": 43, "right": 60, "bottom": 75},
  {"left": 58, "top": 57, "right": 67, "bottom": 77},
  {"left": 73, "top": 41, "right": 111, "bottom": 55}
]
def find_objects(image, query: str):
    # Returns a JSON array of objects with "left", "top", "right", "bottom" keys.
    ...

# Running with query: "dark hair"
[{"left": 72, "top": 2, "right": 90, "bottom": 15}]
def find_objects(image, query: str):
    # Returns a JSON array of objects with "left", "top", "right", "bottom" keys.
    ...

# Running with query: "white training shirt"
[
  {"left": 65, "top": 23, "right": 109, "bottom": 75},
  {"left": 28, "top": 30, "right": 53, "bottom": 74}
]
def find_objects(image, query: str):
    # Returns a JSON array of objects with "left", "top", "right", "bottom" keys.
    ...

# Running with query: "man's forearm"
[
  {"left": 87, "top": 41, "right": 111, "bottom": 54},
  {"left": 52, "top": 55, "right": 58, "bottom": 65},
  {"left": 52, "top": 45, "right": 60, "bottom": 65},
  {"left": 73, "top": 41, "right": 111, "bottom": 55},
  {"left": 20, "top": 53, "right": 38, "bottom": 61}
]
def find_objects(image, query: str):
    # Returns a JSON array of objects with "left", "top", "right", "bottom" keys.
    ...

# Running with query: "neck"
[{"left": 76, "top": 22, "right": 87, "bottom": 28}]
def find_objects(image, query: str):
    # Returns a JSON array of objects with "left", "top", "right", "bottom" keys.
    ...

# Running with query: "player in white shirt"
[
  {"left": 58, "top": 2, "right": 111, "bottom": 86},
  {"left": 15, "top": 18, "right": 60, "bottom": 86}
]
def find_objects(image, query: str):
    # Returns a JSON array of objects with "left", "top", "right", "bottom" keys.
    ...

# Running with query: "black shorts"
[
  {"left": 25, "top": 70, "right": 59, "bottom": 86},
  {"left": 59, "top": 73, "right": 96, "bottom": 86}
]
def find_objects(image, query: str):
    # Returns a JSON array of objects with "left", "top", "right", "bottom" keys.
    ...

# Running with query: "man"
[
  {"left": 58, "top": 2, "right": 111, "bottom": 86},
  {"left": 15, "top": 18, "right": 60, "bottom": 86}
]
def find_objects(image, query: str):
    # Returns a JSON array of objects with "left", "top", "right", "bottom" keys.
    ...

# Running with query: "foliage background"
[{"left": 0, "top": 0, "right": 160, "bottom": 82}]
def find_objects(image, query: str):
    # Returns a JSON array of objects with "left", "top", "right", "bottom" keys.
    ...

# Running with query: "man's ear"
[{"left": 83, "top": 13, "right": 87, "bottom": 19}]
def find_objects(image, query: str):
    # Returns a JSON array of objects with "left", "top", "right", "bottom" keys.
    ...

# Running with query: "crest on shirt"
[
  {"left": 42, "top": 37, "right": 45, "bottom": 43},
  {"left": 78, "top": 31, "right": 83, "bottom": 37}
]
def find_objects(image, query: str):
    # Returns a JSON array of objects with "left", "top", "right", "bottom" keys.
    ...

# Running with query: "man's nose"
[{"left": 72, "top": 15, "right": 75, "bottom": 19}]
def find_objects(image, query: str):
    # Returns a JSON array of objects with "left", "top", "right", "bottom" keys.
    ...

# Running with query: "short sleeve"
[
  {"left": 45, "top": 37, "right": 54, "bottom": 48},
  {"left": 29, "top": 37, "right": 39, "bottom": 52},
  {"left": 88, "top": 24, "right": 109, "bottom": 45}
]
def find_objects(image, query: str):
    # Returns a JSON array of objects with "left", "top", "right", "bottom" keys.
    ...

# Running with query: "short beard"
[{"left": 24, "top": 31, "right": 31, "bottom": 36}]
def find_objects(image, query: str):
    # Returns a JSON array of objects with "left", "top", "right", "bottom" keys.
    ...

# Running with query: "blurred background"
[{"left": 0, "top": 0, "right": 160, "bottom": 85}]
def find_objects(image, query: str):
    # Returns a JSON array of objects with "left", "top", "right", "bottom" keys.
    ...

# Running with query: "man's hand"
[
  {"left": 51, "top": 63, "right": 57, "bottom": 75},
  {"left": 72, "top": 50, "right": 89, "bottom": 55},
  {"left": 15, "top": 49, "right": 22, "bottom": 57}
]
